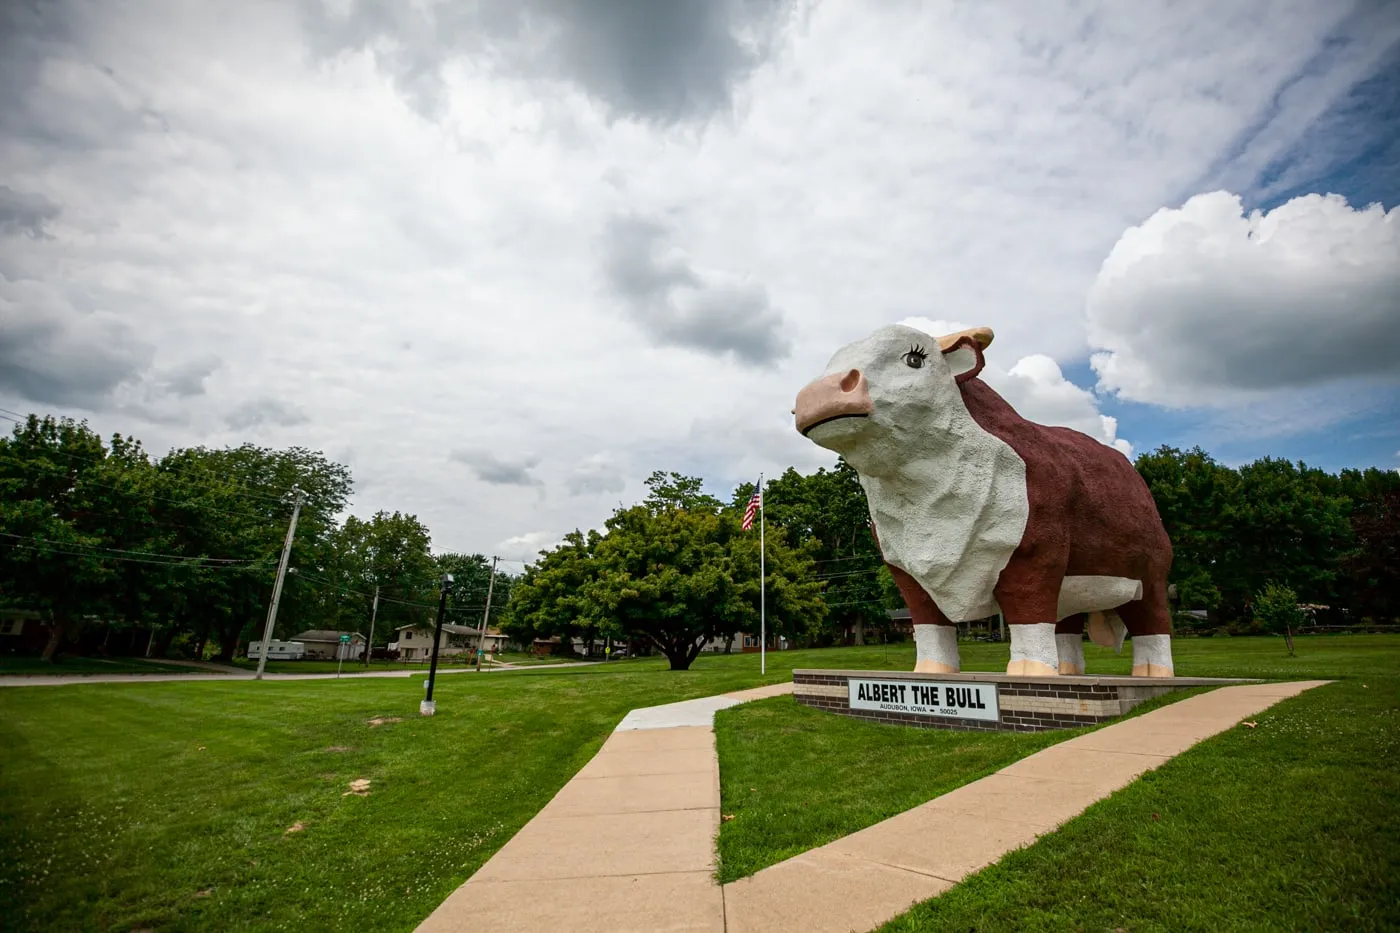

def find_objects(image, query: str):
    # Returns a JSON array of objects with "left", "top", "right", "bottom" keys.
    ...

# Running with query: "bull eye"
[{"left": 903, "top": 344, "right": 928, "bottom": 369}]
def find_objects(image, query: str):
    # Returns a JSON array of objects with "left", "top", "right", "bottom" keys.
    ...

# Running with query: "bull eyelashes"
[{"left": 903, "top": 344, "right": 928, "bottom": 369}]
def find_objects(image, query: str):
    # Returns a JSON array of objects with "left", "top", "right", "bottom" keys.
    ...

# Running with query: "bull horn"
[{"left": 936, "top": 326, "right": 994, "bottom": 352}]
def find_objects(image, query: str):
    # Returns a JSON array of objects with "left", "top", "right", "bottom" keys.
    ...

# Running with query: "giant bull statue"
[{"left": 794, "top": 324, "right": 1174, "bottom": 678}]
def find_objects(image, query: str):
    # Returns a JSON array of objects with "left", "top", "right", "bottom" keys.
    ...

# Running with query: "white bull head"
[{"left": 793, "top": 324, "right": 994, "bottom": 477}]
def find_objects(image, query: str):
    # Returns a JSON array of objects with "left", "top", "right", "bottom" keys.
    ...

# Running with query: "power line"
[
  {"left": 812, "top": 567, "right": 884, "bottom": 581},
  {"left": 0, "top": 531, "right": 267, "bottom": 564},
  {"left": 1, "top": 541, "right": 273, "bottom": 569},
  {"left": 289, "top": 571, "right": 491, "bottom": 620}
]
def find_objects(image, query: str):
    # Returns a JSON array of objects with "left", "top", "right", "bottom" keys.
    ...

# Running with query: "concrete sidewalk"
[{"left": 417, "top": 678, "right": 1328, "bottom": 933}]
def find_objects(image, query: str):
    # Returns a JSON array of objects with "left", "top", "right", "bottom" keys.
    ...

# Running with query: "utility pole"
[
  {"left": 476, "top": 556, "right": 499, "bottom": 671},
  {"left": 255, "top": 486, "right": 304, "bottom": 681},
  {"left": 364, "top": 585, "right": 379, "bottom": 668},
  {"left": 422, "top": 574, "right": 452, "bottom": 716}
]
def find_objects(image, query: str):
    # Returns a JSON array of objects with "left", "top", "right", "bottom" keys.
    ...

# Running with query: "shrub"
[{"left": 1254, "top": 582, "right": 1305, "bottom": 655}]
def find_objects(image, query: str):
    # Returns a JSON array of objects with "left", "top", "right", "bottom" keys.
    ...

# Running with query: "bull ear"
[{"left": 941, "top": 335, "right": 985, "bottom": 383}]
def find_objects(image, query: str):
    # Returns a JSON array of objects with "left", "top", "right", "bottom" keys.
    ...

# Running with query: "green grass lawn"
[
  {"left": 491, "top": 652, "right": 588, "bottom": 666},
  {"left": 2, "top": 636, "right": 1395, "bottom": 932},
  {"left": 0, "top": 645, "right": 849, "bottom": 932},
  {"left": 0, "top": 655, "right": 209, "bottom": 676},
  {"left": 879, "top": 676, "right": 1400, "bottom": 932},
  {"left": 715, "top": 697, "right": 1070, "bottom": 882},
  {"left": 709, "top": 635, "right": 1400, "bottom": 931}
]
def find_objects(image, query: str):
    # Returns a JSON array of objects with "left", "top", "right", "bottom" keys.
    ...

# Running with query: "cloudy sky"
[{"left": 2, "top": 0, "right": 1398, "bottom": 561}]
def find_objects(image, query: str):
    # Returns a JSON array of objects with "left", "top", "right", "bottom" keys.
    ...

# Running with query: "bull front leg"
[
  {"left": 994, "top": 573, "right": 1062, "bottom": 677},
  {"left": 886, "top": 562, "right": 960, "bottom": 673},
  {"left": 913, "top": 624, "right": 959, "bottom": 674}
]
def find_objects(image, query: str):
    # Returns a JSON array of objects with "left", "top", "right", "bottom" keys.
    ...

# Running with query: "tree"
[
  {"left": 1254, "top": 582, "right": 1304, "bottom": 655},
  {"left": 506, "top": 472, "right": 826, "bottom": 670},
  {"left": 643, "top": 470, "right": 724, "bottom": 513},
  {"left": 0, "top": 416, "right": 163, "bottom": 660},
  {"left": 586, "top": 503, "right": 825, "bottom": 669},
  {"left": 326, "top": 511, "right": 437, "bottom": 656},
  {"left": 504, "top": 530, "right": 607, "bottom": 653},
  {"left": 153, "top": 444, "right": 353, "bottom": 660},
  {"left": 1134, "top": 446, "right": 1236, "bottom": 617},
  {"left": 1217, "top": 458, "right": 1354, "bottom": 619},
  {"left": 1329, "top": 468, "right": 1400, "bottom": 622},
  {"left": 435, "top": 552, "right": 515, "bottom": 640}
]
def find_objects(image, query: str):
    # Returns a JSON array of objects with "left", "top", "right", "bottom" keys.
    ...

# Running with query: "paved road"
[{"left": 0, "top": 660, "right": 602, "bottom": 688}]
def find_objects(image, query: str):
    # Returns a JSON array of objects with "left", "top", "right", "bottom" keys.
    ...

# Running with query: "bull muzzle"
[{"left": 794, "top": 369, "right": 873, "bottom": 436}]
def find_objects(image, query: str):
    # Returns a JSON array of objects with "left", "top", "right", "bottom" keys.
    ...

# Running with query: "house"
[
  {"left": 738, "top": 632, "right": 789, "bottom": 652},
  {"left": 700, "top": 632, "right": 788, "bottom": 653},
  {"left": 885, "top": 609, "right": 1001, "bottom": 642},
  {"left": 0, "top": 610, "right": 48, "bottom": 654},
  {"left": 395, "top": 623, "right": 509, "bottom": 661},
  {"left": 291, "top": 630, "right": 365, "bottom": 660}
]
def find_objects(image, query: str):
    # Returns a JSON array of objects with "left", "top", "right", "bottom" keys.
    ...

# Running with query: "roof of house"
[
  {"left": 395, "top": 623, "right": 510, "bottom": 637},
  {"left": 293, "top": 630, "right": 365, "bottom": 642}
]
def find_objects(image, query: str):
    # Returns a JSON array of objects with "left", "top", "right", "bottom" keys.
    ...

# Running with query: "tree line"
[
  {"left": 2, "top": 413, "right": 1396, "bottom": 667},
  {"left": 0, "top": 414, "right": 510, "bottom": 662}
]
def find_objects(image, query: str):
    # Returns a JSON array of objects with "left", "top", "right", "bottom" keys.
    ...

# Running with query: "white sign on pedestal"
[{"left": 848, "top": 678, "right": 1000, "bottom": 722}]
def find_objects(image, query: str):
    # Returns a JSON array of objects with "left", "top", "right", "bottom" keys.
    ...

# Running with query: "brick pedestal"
[{"left": 793, "top": 669, "right": 1254, "bottom": 732}]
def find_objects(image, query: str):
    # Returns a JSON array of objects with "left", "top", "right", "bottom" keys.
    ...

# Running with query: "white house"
[{"left": 394, "top": 623, "right": 509, "bottom": 661}]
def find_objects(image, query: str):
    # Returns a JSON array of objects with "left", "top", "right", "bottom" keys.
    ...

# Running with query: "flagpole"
[{"left": 759, "top": 472, "right": 766, "bottom": 676}]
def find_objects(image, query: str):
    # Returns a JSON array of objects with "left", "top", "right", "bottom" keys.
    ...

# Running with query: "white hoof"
[
  {"left": 1056, "top": 633, "right": 1085, "bottom": 675},
  {"left": 1131, "top": 634, "right": 1174, "bottom": 677},
  {"left": 1008, "top": 623, "right": 1059, "bottom": 677},
  {"left": 913, "top": 624, "right": 959, "bottom": 673}
]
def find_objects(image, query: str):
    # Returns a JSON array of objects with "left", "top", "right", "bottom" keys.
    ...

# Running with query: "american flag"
[{"left": 742, "top": 483, "right": 762, "bottom": 531}]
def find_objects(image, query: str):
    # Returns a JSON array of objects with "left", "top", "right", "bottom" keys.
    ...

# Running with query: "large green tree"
[
  {"left": 504, "top": 530, "right": 609, "bottom": 655},
  {"left": 322, "top": 511, "right": 437, "bottom": 653},
  {"left": 507, "top": 472, "right": 826, "bottom": 669},
  {"left": 0, "top": 416, "right": 160, "bottom": 660},
  {"left": 1218, "top": 457, "right": 1354, "bottom": 617},
  {"left": 150, "top": 444, "right": 353, "bottom": 660},
  {"left": 1134, "top": 446, "right": 1238, "bottom": 614}
]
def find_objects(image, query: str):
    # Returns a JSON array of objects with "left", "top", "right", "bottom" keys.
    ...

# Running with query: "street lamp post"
[{"left": 420, "top": 573, "right": 452, "bottom": 717}]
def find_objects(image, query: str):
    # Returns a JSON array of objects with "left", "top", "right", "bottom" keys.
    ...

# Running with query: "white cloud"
[
  {"left": 900, "top": 317, "right": 1132, "bottom": 455},
  {"left": 225, "top": 398, "right": 309, "bottom": 431},
  {"left": 1088, "top": 191, "right": 1400, "bottom": 407},
  {"left": 0, "top": 0, "right": 1391, "bottom": 557},
  {"left": 495, "top": 531, "right": 562, "bottom": 562},
  {"left": 450, "top": 449, "right": 543, "bottom": 488},
  {"left": 565, "top": 455, "right": 625, "bottom": 497}
]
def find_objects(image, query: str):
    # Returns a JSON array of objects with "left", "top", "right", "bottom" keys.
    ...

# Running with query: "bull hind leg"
[
  {"left": 1055, "top": 614, "right": 1087, "bottom": 675},
  {"left": 1116, "top": 581, "right": 1174, "bottom": 677}
]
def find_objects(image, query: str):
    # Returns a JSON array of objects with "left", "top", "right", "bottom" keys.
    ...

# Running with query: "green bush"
[{"left": 1254, "top": 582, "right": 1305, "bottom": 654}]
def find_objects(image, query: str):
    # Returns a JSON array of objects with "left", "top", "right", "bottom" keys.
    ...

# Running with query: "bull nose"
[{"left": 794, "top": 369, "right": 874, "bottom": 436}]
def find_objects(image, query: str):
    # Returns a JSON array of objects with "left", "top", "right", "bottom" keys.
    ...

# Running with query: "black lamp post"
[{"left": 420, "top": 572, "right": 452, "bottom": 716}]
